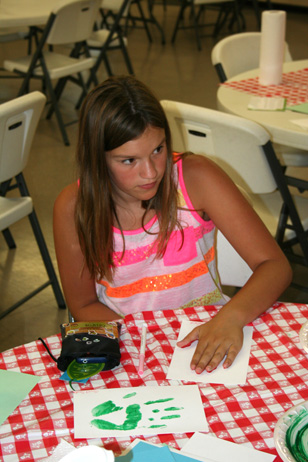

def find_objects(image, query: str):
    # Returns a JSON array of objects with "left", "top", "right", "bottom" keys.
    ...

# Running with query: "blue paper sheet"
[{"left": 115, "top": 440, "right": 203, "bottom": 462}]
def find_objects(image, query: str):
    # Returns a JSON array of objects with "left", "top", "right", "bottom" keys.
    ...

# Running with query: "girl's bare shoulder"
[
  {"left": 181, "top": 153, "right": 229, "bottom": 207},
  {"left": 181, "top": 152, "right": 223, "bottom": 185},
  {"left": 54, "top": 183, "right": 78, "bottom": 218}
]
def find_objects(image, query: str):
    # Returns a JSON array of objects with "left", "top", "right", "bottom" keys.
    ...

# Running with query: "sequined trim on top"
[{"left": 98, "top": 248, "right": 215, "bottom": 298}]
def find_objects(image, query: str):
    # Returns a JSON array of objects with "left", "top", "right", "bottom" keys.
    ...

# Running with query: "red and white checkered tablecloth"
[
  {"left": 1, "top": 302, "right": 308, "bottom": 462},
  {"left": 222, "top": 68, "right": 308, "bottom": 106}
]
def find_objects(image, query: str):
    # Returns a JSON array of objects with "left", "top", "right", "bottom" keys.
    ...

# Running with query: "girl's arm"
[
  {"left": 177, "top": 154, "right": 292, "bottom": 373},
  {"left": 53, "top": 183, "right": 121, "bottom": 322}
]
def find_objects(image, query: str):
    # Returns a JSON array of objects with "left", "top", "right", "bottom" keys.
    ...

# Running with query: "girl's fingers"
[{"left": 176, "top": 327, "right": 199, "bottom": 348}]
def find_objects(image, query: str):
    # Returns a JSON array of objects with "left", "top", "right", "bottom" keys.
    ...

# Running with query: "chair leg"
[
  {"left": 263, "top": 142, "right": 308, "bottom": 267},
  {"left": 133, "top": 0, "right": 153, "bottom": 43},
  {"left": 28, "top": 209, "right": 66, "bottom": 308},
  {"left": 0, "top": 181, "right": 17, "bottom": 249},
  {"left": 171, "top": 2, "right": 187, "bottom": 44},
  {"left": 121, "top": 42, "right": 135, "bottom": 75},
  {"left": 275, "top": 202, "right": 289, "bottom": 244},
  {"left": 16, "top": 173, "right": 66, "bottom": 309},
  {"left": 43, "top": 73, "right": 70, "bottom": 146},
  {"left": 45, "top": 77, "right": 68, "bottom": 120},
  {"left": 147, "top": 0, "right": 166, "bottom": 44},
  {"left": 250, "top": 0, "right": 261, "bottom": 30},
  {"left": 103, "top": 53, "right": 114, "bottom": 76},
  {"left": 192, "top": 4, "right": 202, "bottom": 51},
  {"left": 75, "top": 66, "right": 98, "bottom": 110},
  {"left": 2, "top": 229, "right": 16, "bottom": 249}
]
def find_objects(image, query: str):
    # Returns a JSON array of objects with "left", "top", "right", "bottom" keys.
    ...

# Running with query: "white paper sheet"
[
  {"left": 247, "top": 96, "right": 286, "bottom": 111},
  {"left": 74, "top": 385, "right": 208, "bottom": 438},
  {"left": 166, "top": 321, "right": 253, "bottom": 385},
  {"left": 181, "top": 432, "right": 276, "bottom": 462}
]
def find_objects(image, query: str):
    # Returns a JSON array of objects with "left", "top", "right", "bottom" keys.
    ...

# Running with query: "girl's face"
[{"left": 106, "top": 125, "right": 167, "bottom": 208}]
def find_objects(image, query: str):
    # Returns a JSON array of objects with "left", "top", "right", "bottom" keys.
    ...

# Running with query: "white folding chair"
[
  {"left": 211, "top": 32, "right": 292, "bottom": 83},
  {"left": 126, "top": 0, "right": 166, "bottom": 44},
  {"left": 216, "top": 229, "right": 252, "bottom": 288},
  {"left": 87, "top": 0, "right": 134, "bottom": 81},
  {"left": 0, "top": 91, "right": 66, "bottom": 320},
  {"left": 3, "top": 0, "right": 101, "bottom": 146},
  {"left": 161, "top": 99, "right": 308, "bottom": 289},
  {"left": 0, "top": 27, "right": 36, "bottom": 79},
  {"left": 171, "top": 0, "right": 243, "bottom": 51},
  {"left": 211, "top": 32, "right": 308, "bottom": 168}
]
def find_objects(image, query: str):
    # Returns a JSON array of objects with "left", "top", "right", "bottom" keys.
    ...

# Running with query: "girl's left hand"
[{"left": 177, "top": 316, "right": 244, "bottom": 374}]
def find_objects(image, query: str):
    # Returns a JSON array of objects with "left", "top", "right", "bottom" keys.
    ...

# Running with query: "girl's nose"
[{"left": 141, "top": 159, "right": 156, "bottom": 179}]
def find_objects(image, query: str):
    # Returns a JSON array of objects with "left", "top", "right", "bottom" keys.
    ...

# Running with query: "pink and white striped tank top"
[{"left": 95, "top": 157, "right": 227, "bottom": 316}]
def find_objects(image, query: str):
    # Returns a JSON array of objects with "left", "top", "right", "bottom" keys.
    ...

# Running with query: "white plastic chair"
[
  {"left": 3, "top": 0, "right": 101, "bottom": 146},
  {"left": 160, "top": 99, "right": 308, "bottom": 287},
  {"left": 0, "top": 27, "right": 35, "bottom": 78},
  {"left": 86, "top": 0, "right": 134, "bottom": 83},
  {"left": 216, "top": 189, "right": 253, "bottom": 288},
  {"left": 126, "top": 0, "right": 166, "bottom": 45},
  {"left": 74, "top": 0, "right": 134, "bottom": 110},
  {"left": 211, "top": 32, "right": 308, "bottom": 168},
  {"left": 211, "top": 32, "right": 292, "bottom": 83},
  {"left": 0, "top": 91, "right": 66, "bottom": 320},
  {"left": 171, "top": 0, "right": 243, "bottom": 51}
]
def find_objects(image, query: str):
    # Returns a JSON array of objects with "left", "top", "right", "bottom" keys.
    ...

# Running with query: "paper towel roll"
[{"left": 259, "top": 10, "right": 286, "bottom": 86}]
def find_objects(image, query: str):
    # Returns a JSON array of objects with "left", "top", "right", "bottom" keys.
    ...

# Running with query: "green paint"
[
  {"left": 91, "top": 403, "right": 142, "bottom": 431},
  {"left": 285, "top": 408, "right": 308, "bottom": 462},
  {"left": 164, "top": 407, "right": 184, "bottom": 411},
  {"left": 123, "top": 392, "right": 137, "bottom": 399},
  {"left": 149, "top": 424, "right": 167, "bottom": 428},
  {"left": 92, "top": 400, "right": 123, "bottom": 417},
  {"left": 89, "top": 395, "right": 184, "bottom": 433},
  {"left": 144, "top": 398, "right": 174, "bottom": 405}
]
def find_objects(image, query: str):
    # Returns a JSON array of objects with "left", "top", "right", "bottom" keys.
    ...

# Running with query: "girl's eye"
[
  {"left": 122, "top": 158, "right": 135, "bottom": 165},
  {"left": 154, "top": 145, "right": 163, "bottom": 154}
]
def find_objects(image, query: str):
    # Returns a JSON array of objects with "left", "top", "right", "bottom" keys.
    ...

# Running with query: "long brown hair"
[{"left": 75, "top": 75, "right": 181, "bottom": 281}]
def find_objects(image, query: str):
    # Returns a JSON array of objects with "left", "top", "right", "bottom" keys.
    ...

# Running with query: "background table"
[
  {"left": 0, "top": 0, "right": 61, "bottom": 29},
  {"left": 1, "top": 302, "right": 308, "bottom": 461},
  {"left": 217, "top": 60, "right": 308, "bottom": 151}
]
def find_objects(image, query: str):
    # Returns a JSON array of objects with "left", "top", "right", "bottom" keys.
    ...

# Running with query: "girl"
[{"left": 53, "top": 75, "right": 292, "bottom": 374}]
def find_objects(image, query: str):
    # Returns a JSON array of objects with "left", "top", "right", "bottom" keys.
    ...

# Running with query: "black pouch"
[
  {"left": 56, "top": 321, "right": 122, "bottom": 371},
  {"left": 57, "top": 322, "right": 121, "bottom": 371}
]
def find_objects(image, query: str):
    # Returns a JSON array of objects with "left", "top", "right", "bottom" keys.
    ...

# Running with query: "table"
[
  {"left": 1, "top": 302, "right": 308, "bottom": 461},
  {"left": 217, "top": 60, "right": 308, "bottom": 151},
  {"left": 0, "top": 0, "right": 61, "bottom": 29}
]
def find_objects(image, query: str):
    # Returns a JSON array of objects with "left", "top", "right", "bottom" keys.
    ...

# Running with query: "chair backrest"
[
  {"left": 101, "top": 0, "right": 131, "bottom": 14},
  {"left": 211, "top": 32, "right": 293, "bottom": 82},
  {"left": 48, "top": 0, "right": 101, "bottom": 45},
  {"left": 160, "top": 99, "right": 277, "bottom": 194},
  {"left": 216, "top": 229, "right": 252, "bottom": 287},
  {"left": 0, "top": 92, "right": 46, "bottom": 183}
]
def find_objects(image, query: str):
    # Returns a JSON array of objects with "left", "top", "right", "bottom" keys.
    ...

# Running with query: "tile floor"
[{"left": 0, "top": 2, "right": 307, "bottom": 352}]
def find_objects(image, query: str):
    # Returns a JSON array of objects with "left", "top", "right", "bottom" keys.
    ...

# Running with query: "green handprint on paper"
[{"left": 90, "top": 396, "right": 182, "bottom": 431}]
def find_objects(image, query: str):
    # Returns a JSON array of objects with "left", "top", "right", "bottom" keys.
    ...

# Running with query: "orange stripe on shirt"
[{"left": 98, "top": 247, "right": 215, "bottom": 298}]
